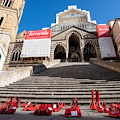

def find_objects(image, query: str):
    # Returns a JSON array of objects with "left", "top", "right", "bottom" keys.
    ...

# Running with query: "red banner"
[
  {"left": 25, "top": 29, "right": 51, "bottom": 40},
  {"left": 96, "top": 25, "right": 111, "bottom": 38}
]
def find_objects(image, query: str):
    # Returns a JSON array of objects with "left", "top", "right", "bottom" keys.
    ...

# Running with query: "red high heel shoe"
[
  {"left": 96, "top": 90, "right": 104, "bottom": 113},
  {"left": 62, "top": 102, "right": 65, "bottom": 108},
  {"left": 102, "top": 102, "right": 109, "bottom": 113},
  {"left": 42, "top": 104, "right": 53, "bottom": 115},
  {"left": 29, "top": 103, "right": 38, "bottom": 111},
  {"left": 23, "top": 102, "right": 32, "bottom": 111},
  {"left": 53, "top": 103, "right": 60, "bottom": 112},
  {"left": 107, "top": 103, "right": 120, "bottom": 118},
  {"left": 21, "top": 101, "right": 27, "bottom": 107},
  {"left": 90, "top": 90, "right": 97, "bottom": 110},
  {"left": 0, "top": 96, "right": 13, "bottom": 114},
  {"left": 4, "top": 96, "right": 21, "bottom": 114},
  {"left": 34, "top": 104, "right": 45, "bottom": 115},
  {"left": 64, "top": 98, "right": 82, "bottom": 117}
]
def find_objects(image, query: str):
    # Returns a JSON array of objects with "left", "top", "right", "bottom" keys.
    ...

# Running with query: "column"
[
  {"left": 66, "top": 50, "right": 68, "bottom": 62},
  {"left": 81, "top": 49, "right": 85, "bottom": 62}
]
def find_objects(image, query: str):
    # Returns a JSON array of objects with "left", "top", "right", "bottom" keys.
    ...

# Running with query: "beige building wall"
[
  {"left": 0, "top": 0, "right": 25, "bottom": 71},
  {"left": 108, "top": 18, "right": 120, "bottom": 58}
]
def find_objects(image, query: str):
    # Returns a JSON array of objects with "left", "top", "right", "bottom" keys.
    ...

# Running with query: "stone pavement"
[{"left": 0, "top": 105, "right": 119, "bottom": 120}]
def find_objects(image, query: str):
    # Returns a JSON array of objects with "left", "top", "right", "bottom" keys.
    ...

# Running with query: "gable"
[
  {"left": 58, "top": 9, "right": 87, "bottom": 18},
  {"left": 58, "top": 9, "right": 88, "bottom": 24},
  {"left": 52, "top": 26, "right": 97, "bottom": 40}
]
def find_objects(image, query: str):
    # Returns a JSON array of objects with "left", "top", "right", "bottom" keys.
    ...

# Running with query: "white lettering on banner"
[
  {"left": 21, "top": 29, "right": 51, "bottom": 58},
  {"left": 99, "top": 28, "right": 109, "bottom": 31},
  {"left": 27, "top": 31, "right": 49, "bottom": 37}
]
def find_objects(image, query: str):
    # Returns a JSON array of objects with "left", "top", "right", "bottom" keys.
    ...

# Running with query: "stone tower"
[{"left": 0, "top": 0, "right": 25, "bottom": 71}]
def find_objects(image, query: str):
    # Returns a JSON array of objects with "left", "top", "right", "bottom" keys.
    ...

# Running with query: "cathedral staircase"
[{"left": 0, "top": 63, "right": 120, "bottom": 105}]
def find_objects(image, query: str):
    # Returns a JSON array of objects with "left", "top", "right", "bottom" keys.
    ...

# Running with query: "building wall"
[
  {"left": 108, "top": 18, "right": 120, "bottom": 58},
  {"left": 0, "top": 0, "right": 25, "bottom": 71}
]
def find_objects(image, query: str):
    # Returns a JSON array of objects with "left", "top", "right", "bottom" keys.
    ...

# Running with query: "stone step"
[
  {"left": 8, "top": 83, "right": 120, "bottom": 87},
  {"left": 1, "top": 88, "right": 120, "bottom": 92},
  {"left": 6, "top": 86, "right": 120, "bottom": 89},
  {"left": 16, "top": 80, "right": 120, "bottom": 84},
  {"left": 0, "top": 91, "right": 119, "bottom": 95},
  {"left": 0, "top": 94, "right": 120, "bottom": 99},
  {"left": 19, "top": 79, "right": 107, "bottom": 82}
]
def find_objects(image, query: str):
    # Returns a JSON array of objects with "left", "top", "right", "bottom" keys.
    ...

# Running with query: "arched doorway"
[
  {"left": 69, "top": 33, "right": 82, "bottom": 62},
  {"left": 83, "top": 43, "right": 97, "bottom": 62},
  {"left": 54, "top": 44, "right": 66, "bottom": 62}
]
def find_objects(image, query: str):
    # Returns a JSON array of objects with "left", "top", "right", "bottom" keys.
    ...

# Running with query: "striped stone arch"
[
  {"left": 51, "top": 42, "right": 67, "bottom": 60},
  {"left": 84, "top": 40, "right": 100, "bottom": 58},
  {"left": 52, "top": 42, "right": 67, "bottom": 51},
  {"left": 65, "top": 30, "right": 82, "bottom": 41}
]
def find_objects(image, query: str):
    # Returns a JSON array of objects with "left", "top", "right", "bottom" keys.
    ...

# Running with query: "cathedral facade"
[{"left": 4, "top": 5, "right": 101, "bottom": 69}]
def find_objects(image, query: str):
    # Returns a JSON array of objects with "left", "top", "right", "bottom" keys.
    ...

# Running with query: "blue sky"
[{"left": 18, "top": 0, "right": 120, "bottom": 33}]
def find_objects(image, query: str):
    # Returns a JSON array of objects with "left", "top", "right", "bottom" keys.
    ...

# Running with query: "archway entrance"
[
  {"left": 83, "top": 43, "right": 97, "bottom": 62},
  {"left": 69, "top": 33, "right": 82, "bottom": 62},
  {"left": 54, "top": 45, "right": 66, "bottom": 62}
]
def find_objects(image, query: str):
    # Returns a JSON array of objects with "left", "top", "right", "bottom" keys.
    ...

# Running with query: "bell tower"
[{"left": 0, "top": 0, "right": 25, "bottom": 71}]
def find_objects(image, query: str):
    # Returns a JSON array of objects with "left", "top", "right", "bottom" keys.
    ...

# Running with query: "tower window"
[
  {"left": 0, "top": 17, "right": 4, "bottom": 26},
  {"left": 2, "top": 0, "right": 12, "bottom": 7},
  {"left": 8, "top": 1, "right": 12, "bottom": 7},
  {"left": 4, "top": 0, "right": 9, "bottom": 6}
]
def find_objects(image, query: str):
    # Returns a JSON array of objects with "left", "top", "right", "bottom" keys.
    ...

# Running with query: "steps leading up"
[{"left": 0, "top": 63, "right": 120, "bottom": 105}]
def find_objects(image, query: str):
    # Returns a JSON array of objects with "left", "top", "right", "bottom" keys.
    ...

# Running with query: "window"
[
  {"left": 4, "top": 0, "right": 8, "bottom": 6},
  {"left": 8, "top": 1, "right": 12, "bottom": 7},
  {"left": 0, "top": 17, "right": 4, "bottom": 26},
  {"left": 2, "top": 0, "right": 12, "bottom": 7},
  {"left": 11, "top": 50, "right": 21, "bottom": 61}
]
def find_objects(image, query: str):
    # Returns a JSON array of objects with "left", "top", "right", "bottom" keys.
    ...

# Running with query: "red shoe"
[
  {"left": 108, "top": 106, "right": 120, "bottom": 118},
  {"left": 0, "top": 96, "right": 13, "bottom": 114},
  {"left": 4, "top": 96, "right": 21, "bottom": 114},
  {"left": 58, "top": 102, "right": 62, "bottom": 110},
  {"left": 23, "top": 102, "right": 32, "bottom": 111},
  {"left": 64, "top": 108, "right": 71, "bottom": 117},
  {"left": 42, "top": 104, "right": 53, "bottom": 115},
  {"left": 102, "top": 102, "right": 109, "bottom": 113},
  {"left": 96, "top": 90, "right": 104, "bottom": 113},
  {"left": 65, "top": 98, "right": 82, "bottom": 117},
  {"left": 29, "top": 104, "right": 38, "bottom": 111},
  {"left": 34, "top": 104, "right": 45, "bottom": 115},
  {"left": 53, "top": 103, "right": 60, "bottom": 112},
  {"left": 0, "top": 103, "right": 3, "bottom": 108},
  {"left": 21, "top": 102, "right": 27, "bottom": 107},
  {"left": 90, "top": 90, "right": 97, "bottom": 110},
  {"left": 62, "top": 102, "right": 65, "bottom": 108}
]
